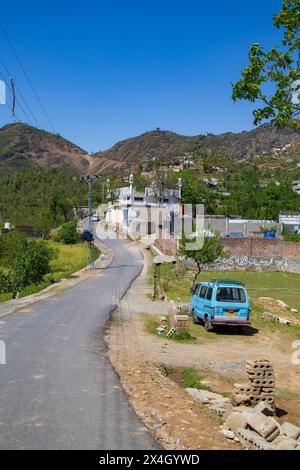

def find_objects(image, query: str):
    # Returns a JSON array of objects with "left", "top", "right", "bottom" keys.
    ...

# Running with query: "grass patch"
[
  {"left": 183, "top": 368, "right": 210, "bottom": 390},
  {"left": 157, "top": 264, "right": 300, "bottom": 338},
  {"left": 277, "top": 388, "right": 300, "bottom": 399},
  {"left": 104, "top": 316, "right": 126, "bottom": 330},
  {"left": 0, "top": 241, "right": 99, "bottom": 303},
  {"left": 143, "top": 313, "right": 197, "bottom": 343},
  {"left": 46, "top": 241, "right": 99, "bottom": 283}
]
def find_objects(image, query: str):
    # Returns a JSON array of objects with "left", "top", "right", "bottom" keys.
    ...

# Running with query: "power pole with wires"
[{"left": 81, "top": 174, "right": 100, "bottom": 268}]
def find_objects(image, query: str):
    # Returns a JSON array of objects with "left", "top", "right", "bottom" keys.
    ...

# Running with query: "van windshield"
[{"left": 216, "top": 287, "right": 246, "bottom": 303}]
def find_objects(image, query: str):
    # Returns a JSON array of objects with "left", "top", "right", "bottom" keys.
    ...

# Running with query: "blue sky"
[{"left": 0, "top": 0, "right": 283, "bottom": 152}]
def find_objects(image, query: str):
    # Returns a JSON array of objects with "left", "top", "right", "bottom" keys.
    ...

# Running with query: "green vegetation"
[
  {"left": 55, "top": 221, "right": 80, "bottom": 245},
  {"left": 0, "top": 168, "right": 88, "bottom": 234},
  {"left": 143, "top": 313, "right": 196, "bottom": 343},
  {"left": 232, "top": 0, "right": 300, "bottom": 128},
  {"left": 0, "top": 234, "right": 99, "bottom": 302},
  {"left": 183, "top": 368, "right": 210, "bottom": 391},
  {"left": 180, "top": 232, "right": 225, "bottom": 284},
  {"left": 158, "top": 263, "right": 300, "bottom": 338}
]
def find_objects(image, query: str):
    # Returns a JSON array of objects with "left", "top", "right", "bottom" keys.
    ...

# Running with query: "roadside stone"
[
  {"left": 225, "top": 412, "right": 247, "bottom": 434},
  {"left": 291, "top": 308, "right": 298, "bottom": 314},
  {"left": 186, "top": 388, "right": 230, "bottom": 415},
  {"left": 281, "top": 421, "right": 300, "bottom": 440},
  {"left": 219, "top": 428, "right": 235, "bottom": 440}
]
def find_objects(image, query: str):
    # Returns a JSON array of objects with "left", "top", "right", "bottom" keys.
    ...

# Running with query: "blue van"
[{"left": 190, "top": 279, "right": 251, "bottom": 332}]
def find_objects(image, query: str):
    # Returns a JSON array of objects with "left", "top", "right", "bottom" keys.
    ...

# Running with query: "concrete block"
[
  {"left": 274, "top": 435, "right": 298, "bottom": 450},
  {"left": 234, "top": 383, "right": 255, "bottom": 395},
  {"left": 225, "top": 412, "right": 247, "bottom": 434},
  {"left": 253, "top": 402, "right": 275, "bottom": 416},
  {"left": 281, "top": 422, "right": 300, "bottom": 440},
  {"left": 236, "top": 428, "right": 276, "bottom": 450},
  {"left": 245, "top": 412, "right": 279, "bottom": 439},
  {"left": 232, "top": 393, "right": 250, "bottom": 406},
  {"left": 263, "top": 312, "right": 275, "bottom": 320},
  {"left": 251, "top": 378, "right": 275, "bottom": 388},
  {"left": 262, "top": 387, "right": 275, "bottom": 394}
]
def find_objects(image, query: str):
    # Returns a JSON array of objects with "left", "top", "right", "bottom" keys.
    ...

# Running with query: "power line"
[
  {"left": 0, "top": 69, "right": 34, "bottom": 125},
  {"left": 0, "top": 55, "right": 41, "bottom": 127},
  {"left": 0, "top": 21, "right": 57, "bottom": 133}
]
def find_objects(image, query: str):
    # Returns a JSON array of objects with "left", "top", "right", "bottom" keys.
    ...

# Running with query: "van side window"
[
  {"left": 200, "top": 286, "right": 207, "bottom": 298},
  {"left": 206, "top": 287, "right": 213, "bottom": 301},
  {"left": 195, "top": 284, "right": 201, "bottom": 296}
]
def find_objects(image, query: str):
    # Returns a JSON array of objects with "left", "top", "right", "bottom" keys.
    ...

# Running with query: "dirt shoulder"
[{"left": 106, "top": 243, "right": 300, "bottom": 449}]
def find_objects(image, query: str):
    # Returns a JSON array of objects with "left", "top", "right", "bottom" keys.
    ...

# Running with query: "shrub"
[
  {"left": 56, "top": 222, "right": 80, "bottom": 245},
  {"left": 0, "top": 269, "right": 14, "bottom": 294},
  {"left": 12, "top": 240, "right": 55, "bottom": 293}
]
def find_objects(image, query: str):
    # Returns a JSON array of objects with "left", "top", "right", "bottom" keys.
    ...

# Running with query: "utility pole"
[{"left": 81, "top": 174, "right": 100, "bottom": 268}]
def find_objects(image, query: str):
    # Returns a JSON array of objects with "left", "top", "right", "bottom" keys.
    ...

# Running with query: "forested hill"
[
  {"left": 91, "top": 123, "right": 300, "bottom": 173},
  {"left": 0, "top": 123, "right": 92, "bottom": 173}
]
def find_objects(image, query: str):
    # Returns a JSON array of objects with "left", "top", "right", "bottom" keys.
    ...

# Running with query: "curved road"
[{"left": 0, "top": 233, "right": 158, "bottom": 450}]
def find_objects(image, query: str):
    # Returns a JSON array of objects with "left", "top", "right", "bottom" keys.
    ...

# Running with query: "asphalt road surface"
[{"left": 0, "top": 232, "right": 158, "bottom": 450}]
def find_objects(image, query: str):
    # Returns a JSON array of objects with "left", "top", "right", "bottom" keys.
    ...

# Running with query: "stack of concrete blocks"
[
  {"left": 224, "top": 402, "right": 300, "bottom": 450},
  {"left": 233, "top": 359, "right": 275, "bottom": 408},
  {"left": 168, "top": 301, "right": 189, "bottom": 334}
]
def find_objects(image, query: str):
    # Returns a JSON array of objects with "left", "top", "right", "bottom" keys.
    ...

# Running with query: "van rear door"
[{"left": 214, "top": 286, "right": 249, "bottom": 323}]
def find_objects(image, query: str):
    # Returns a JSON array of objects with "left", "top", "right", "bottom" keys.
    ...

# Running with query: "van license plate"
[{"left": 226, "top": 311, "right": 236, "bottom": 316}]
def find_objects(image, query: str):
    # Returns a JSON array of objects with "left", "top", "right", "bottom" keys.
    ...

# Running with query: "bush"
[
  {"left": 56, "top": 222, "right": 80, "bottom": 245},
  {"left": 0, "top": 269, "right": 14, "bottom": 294},
  {"left": 12, "top": 240, "right": 55, "bottom": 293},
  {"left": 0, "top": 231, "right": 27, "bottom": 268}
]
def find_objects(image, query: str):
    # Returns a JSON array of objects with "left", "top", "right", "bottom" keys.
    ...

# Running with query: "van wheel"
[{"left": 204, "top": 317, "right": 214, "bottom": 332}]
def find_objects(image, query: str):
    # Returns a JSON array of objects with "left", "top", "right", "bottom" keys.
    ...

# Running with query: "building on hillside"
[{"left": 279, "top": 212, "right": 300, "bottom": 233}]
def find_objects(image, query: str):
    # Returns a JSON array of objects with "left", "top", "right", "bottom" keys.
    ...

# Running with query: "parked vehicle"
[{"left": 190, "top": 279, "right": 251, "bottom": 332}]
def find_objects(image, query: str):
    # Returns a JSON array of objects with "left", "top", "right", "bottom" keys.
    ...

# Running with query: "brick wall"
[
  {"left": 155, "top": 237, "right": 300, "bottom": 260},
  {"left": 283, "top": 242, "right": 300, "bottom": 258},
  {"left": 221, "top": 238, "right": 286, "bottom": 258}
]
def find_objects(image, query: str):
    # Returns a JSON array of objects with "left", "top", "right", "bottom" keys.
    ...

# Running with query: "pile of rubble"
[
  {"left": 222, "top": 402, "right": 300, "bottom": 450},
  {"left": 233, "top": 360, "right": 275, "bottom": 407}
]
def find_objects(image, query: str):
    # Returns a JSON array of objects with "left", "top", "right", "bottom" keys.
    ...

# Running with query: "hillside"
[
  {"left": 0, "top": 123, "right": 92, "bottom": 173},
  {"left": 92, "top": 124, "right": 300, "bottom": 172}
]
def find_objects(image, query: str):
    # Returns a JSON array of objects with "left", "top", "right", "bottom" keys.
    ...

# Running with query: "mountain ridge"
[{"left": 1, "top": 122, "right": 300, "bottom": 175}]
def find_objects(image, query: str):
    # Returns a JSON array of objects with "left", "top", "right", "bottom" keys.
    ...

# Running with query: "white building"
[
  {"left": 106, "top": 183, "right": 181, "bottom": 239},
  {"left": 279, "top": 212, "right": 300, "bottom": 233},
  {"left": 292, "top": 181, "right": 300, "bottom": 195}
]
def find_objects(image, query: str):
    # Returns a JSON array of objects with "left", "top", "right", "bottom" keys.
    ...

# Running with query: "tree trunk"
[{"left": 193, "top": 261, "right": 201, "bottom": 284}]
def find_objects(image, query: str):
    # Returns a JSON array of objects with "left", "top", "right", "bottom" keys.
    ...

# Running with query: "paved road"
[{"left": 0, "top": 233, "right": 158, "bottom": 450}]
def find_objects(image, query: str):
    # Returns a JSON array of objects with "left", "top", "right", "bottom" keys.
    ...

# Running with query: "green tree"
[
  {"left": 232, "top": 0, "right": 300, "bottom": 128},
  {"left": 180, "top": 234, "right": 225, "bottom": 284},
  {"left": 13, "top": 240, "right": 55, "bottom": 294}
]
